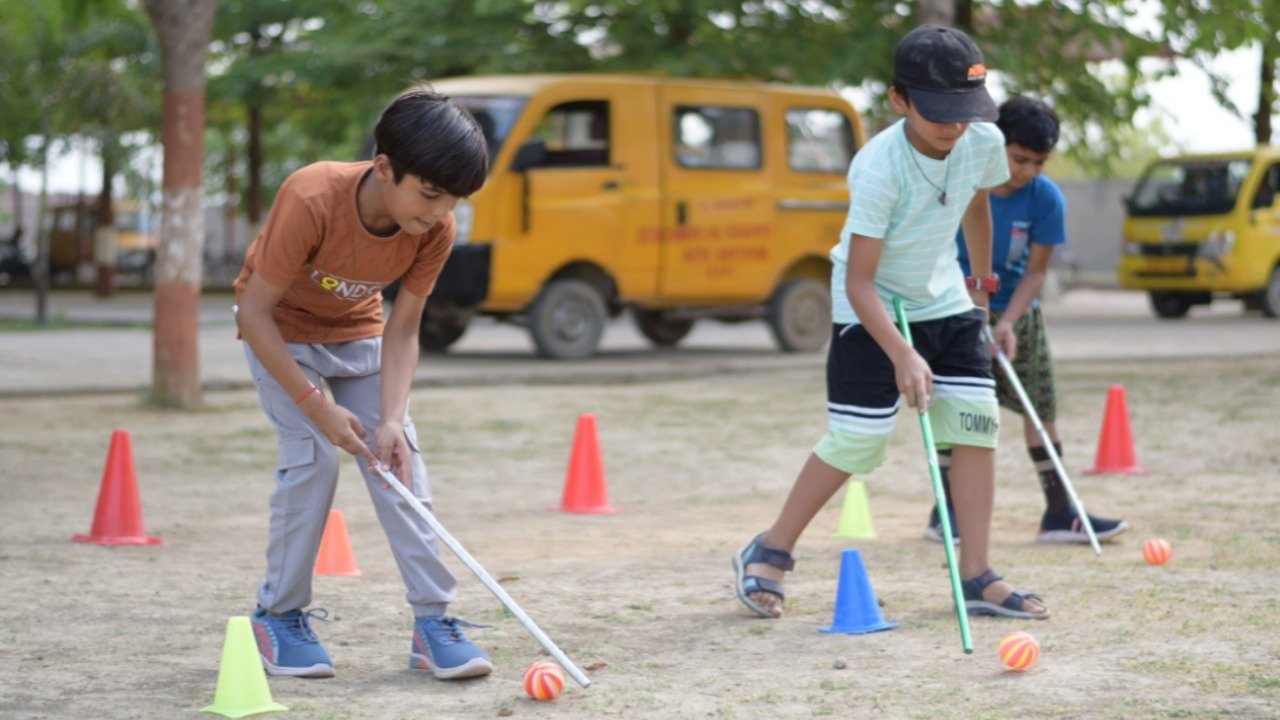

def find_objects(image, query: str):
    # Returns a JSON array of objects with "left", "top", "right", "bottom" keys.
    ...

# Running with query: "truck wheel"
[
  {"left": 528, "top": 279, "right": 607, "bottom": 359},
  {"left": 633, "top": 309, "right": 694, "bottom": 347},
  {"left": 1149, "top": 291, "right": 1193, "bottom": 319},
  {"left": 767, "top": 278, "right": 831, "bottom": 352},
  {"left": 418, "top": 309, "right": 470, "bottom": 353},
  {"left": 1261, "top": 266, "right": 1280, "bottom": 318}
]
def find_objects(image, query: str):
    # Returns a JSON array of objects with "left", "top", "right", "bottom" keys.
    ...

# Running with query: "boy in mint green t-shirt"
[{"left": 733, "top": 25, "right": 1050, "bottom": 622}]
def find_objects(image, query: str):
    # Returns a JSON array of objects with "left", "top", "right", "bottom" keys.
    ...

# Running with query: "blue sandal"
[
  {"left": 732, "top": 534, "right": 795, "bottom": 618},
  {"left": 962, "top": 569, "right": 1050, "bottom": 620}
]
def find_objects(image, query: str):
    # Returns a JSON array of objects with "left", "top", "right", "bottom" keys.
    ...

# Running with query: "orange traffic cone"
[
  {"left": 1086, "top": 384, "right": 1146, "bottom": 474},
  {"left": 72, "top": 429, "right": 163, "bottom": 546},
  {"left": 554, "top": 413, "right": 618, "bottom": 514},
  {"left": 315, "top": 509, "right": 361, "bottom": 576}
]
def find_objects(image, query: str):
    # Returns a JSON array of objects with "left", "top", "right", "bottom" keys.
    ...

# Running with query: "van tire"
[
  {"left": 1261, "top": 266, "right": 1280, "bottom": 318},
  {"left": 1149, "top": 291, "right": 1194, "bottom": 319},
  {"left": 633, "top": 309, "right": 695, "bottom": 347},
  {"left": 768, "top": 278, "right": 831, "bottom": 352},
  {"left": 418, "top": 308, "right": 471, "bottom": 353},
  {"left": 529, "top": 279, "right": 607, "bottom": 359}
]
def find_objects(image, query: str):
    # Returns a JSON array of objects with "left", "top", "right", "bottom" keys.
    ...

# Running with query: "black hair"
[
  {"left": 373, "top": 85, "right": 489, "bottom": 198},
  {"left": 891, "top": 81, "right": 911, "bottom": 105},
  {"left": 996, "top": 96, "right": 1060, "bottom": 153}
]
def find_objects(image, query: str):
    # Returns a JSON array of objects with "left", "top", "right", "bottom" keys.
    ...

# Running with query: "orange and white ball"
[
  {"left": 998, "top": 631, "right": 1040, "bottom": 671},
  {"left": 523, "top": 661, "right": 565, "bottom": 701},
  {"left": 1143, "top": 538, "right": 1172, "bottom": 565}
]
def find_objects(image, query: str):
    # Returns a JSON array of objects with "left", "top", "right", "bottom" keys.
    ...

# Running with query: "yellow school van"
[
  {"left": 1118, "top": 148, "right": 1280, "bottom": 318},
  {"left": 411, "top": 74, "right": 865, "bottom": 358}
]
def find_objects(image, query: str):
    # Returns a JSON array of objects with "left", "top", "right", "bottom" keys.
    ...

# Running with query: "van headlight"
[
  {"left": 1199, "top": 230, "right": 1235, "bottom": 259},
  {"left": 453, "top": 200, "right": 473, "bottom": 246}
]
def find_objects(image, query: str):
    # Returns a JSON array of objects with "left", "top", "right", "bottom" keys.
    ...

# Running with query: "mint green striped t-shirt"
[{"left": 830, "top": 120, "right": 1009, "bottom": 325}]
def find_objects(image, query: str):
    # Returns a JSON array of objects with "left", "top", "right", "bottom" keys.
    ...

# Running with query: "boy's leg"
[
  {"left": 327, "top": 369, "right": 456, "bottom": 618},
  {"left": 244, "top": 343, "right": 342, "bottom": 615}
]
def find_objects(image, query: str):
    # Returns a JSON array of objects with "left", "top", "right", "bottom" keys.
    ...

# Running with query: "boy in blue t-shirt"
[
  {"left": 733, "top": 26, "right": 1049, "bottom": 621},
  {"left": 924, "top": 96, "right": 1128, "bottom": 545}
]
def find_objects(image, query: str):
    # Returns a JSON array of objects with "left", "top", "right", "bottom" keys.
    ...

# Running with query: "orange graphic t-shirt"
[{"left": 233, "top": 161, "right": 454, "bottom": 344}]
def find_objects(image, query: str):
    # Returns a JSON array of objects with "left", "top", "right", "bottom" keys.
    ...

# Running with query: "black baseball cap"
[{"left": 893, "top": 24, "right": 998, "bottom": 123}]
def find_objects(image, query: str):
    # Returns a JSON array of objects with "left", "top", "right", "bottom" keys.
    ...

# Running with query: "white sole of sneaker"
[
  {"left": 410, "top": 653, "right": 494, "bottom": 680},
  {"left": 922, "top": 527, "right": 960, "bottom": 545},
  {"left": 261, "top": 657, "right": 335, "bottom": 678},
  {"left": 1036, "top": 520, "right": 1130, "bottom": 544}
]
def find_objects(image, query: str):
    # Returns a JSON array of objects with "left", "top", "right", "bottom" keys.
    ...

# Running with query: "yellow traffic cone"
[
  {"left": 832, "top": 480, "right": 875, "bottom": 539},
  {"left": 201, "top": 616, "right": 289, "bottom": 718}
]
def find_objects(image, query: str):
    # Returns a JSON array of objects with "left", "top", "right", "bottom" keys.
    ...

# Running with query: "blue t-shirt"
[
  {"left": 832, "top": 120, "right": 1010, "bottom": 325},
  {"left": 956, "top": 174, "right": 1066, "bottom": 311}
]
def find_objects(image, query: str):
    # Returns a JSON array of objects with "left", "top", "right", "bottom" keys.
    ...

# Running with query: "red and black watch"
[{"left": 965, "top": 275, "right": 1000, "bottom": 293}]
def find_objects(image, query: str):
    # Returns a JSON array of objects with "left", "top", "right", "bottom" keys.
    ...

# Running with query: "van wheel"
[
  {"left": 1149, "top": 291, "right": 1193, "bottom": 319},
  {"left": 768, "top": 278, "right": 831, "bottom": 352},
  {"left": 418, "top": 307, "right": 471, "bottom": 353},
  {"left": 633, "top": 309, "right": 694, "bottom": 347},
  {"left": 528, "top": 279, "right": 607, "bottom": 359},
  {"left": 1261, "top": 266, "right": 1280, "bottom": 318}
]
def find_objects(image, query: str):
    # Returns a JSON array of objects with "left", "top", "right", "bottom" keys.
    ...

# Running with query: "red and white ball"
[
  {"left": 523, "top": 660, "right": 565, "bottom": 701},
  {"left": 998, "top": 631, "right": 1040, "bottom": 671},
  {"left": 1143, "top": 538, "right": 1172, "bottom": 565}
]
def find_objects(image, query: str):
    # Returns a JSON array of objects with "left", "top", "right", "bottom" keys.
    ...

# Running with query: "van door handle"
[
  {"left": 676, "top": 201, "right": 688, "bottom": 226},
  {"left": 601, "top": 180, "right": 619, "bottom": 190}
]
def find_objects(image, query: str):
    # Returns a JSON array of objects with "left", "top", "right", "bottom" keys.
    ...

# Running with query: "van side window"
[
  {"left": 531, "top": 101, "right": 610, "bottom": 167},
  {"left": 786, "top": 108, "right": 855, "bottom": 173},
  {"left": 1253, "top": 164, "right": 1279, "bottom": 209},
  {"left": 673, "top": 106, "right": 761, "bottom": 170}
]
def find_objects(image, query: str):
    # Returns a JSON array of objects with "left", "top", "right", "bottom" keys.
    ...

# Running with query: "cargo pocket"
[
  {"left": 402, "top": 419, "right": 423, "bottom": 455},
  {"left": 276, "top": 433, "right": 316, "bottom": 471}
]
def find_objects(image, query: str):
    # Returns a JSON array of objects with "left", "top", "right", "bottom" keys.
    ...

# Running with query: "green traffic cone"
[
  {"left": 832, "top": 480, "right": 875, "bottom": 539},
  {"left": 201, "top": 616, "right": 289, "bottom": 718}
]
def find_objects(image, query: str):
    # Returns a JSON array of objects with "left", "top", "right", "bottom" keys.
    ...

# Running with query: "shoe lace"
[
  {"left": 422, "top": 616, "right": 487, "bottom": 645},
  {"left": 280, "top": 608, "right": 329, "bottom": 644}
]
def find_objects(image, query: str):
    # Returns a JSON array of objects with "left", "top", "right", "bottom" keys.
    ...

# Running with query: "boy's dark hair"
[
  {"left": 996, "top": 96, "right": 1060, "bottom": 153},
  {"left": 373, "top": 85, "right": 489, "bottom": 198}
]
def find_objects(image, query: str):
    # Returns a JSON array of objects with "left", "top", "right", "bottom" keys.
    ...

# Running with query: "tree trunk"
[
  {"left": 248, "top": 103, "right": 263, "bottom": 224},
  {"left": 144, "top": 0, "right": 217, "bottom": 407},
  {"left": 94, "top": 140, "right": 117, "bottom": 297},
  {"left": 1255, "top": 42, "right": 1275, "bottom": 146},
  {"left": 917, "top": 0, "right": 955, "bottom": 27},
  {"left": 224, "top": 141, "right": 238, "bottom": 263}
]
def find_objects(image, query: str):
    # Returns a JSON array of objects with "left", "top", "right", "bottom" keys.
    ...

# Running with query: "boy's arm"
[
  {"left": 995, "top": 243, "right": 1054, "bottom": 338},
  {"left": 845, "top": 234, "right": 933, "bottom": 411},
  {"left": 960, "top": 189, "right": 1014, "bottom": 357},
  {"left": 375, "top": 285, "right": 427, "bottom": 484},
  {"left": 237, "top": 271, "right": 379, "bottom": 467}
]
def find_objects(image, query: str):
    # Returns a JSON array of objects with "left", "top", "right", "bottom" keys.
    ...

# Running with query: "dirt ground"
[{"left": 1, "top": 355, "right": 1277, "bottom": 720}]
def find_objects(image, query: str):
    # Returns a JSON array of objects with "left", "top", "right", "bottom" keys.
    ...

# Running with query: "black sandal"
[
  {"left": 732, "top": 534, "right": 795, "bottom": 618},
  {"left": 961, "top": 568, "right": 1050, "bottom": 620}
]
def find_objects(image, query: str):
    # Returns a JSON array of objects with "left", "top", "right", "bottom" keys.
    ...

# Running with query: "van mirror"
[
  {"left": 1121, "top": 194, "right": 1134, "bottom": 213},
  {"left": 510, "top": 140, "right": 547, "bottom": 172}
]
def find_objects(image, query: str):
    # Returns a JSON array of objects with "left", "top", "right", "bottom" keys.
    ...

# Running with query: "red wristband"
[{"left": 294, "top": 384, "right": 321, "bottom": 405}]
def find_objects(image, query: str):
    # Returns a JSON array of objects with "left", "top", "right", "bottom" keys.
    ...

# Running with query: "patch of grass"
[{"left": 0, "top": 317, "right": 151, "bottom": 332}]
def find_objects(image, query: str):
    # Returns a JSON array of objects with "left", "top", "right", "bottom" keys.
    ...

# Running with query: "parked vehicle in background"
[
  {"left": 48, "top": 200, "right": 157, "bottom": 281},
  {"left": 393, "top": 73, "right": 865, "bottom": 359},
  {"left": 1118, "top": 148, "right": 1280, "bottom": 318}
]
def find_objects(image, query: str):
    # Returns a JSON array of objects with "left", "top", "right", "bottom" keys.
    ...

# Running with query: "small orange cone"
[
  {"left": 314, "top": 509, "right": 361, "bottom": 576},
  {"left": 72, "top": 429, "right": 163, "bottom": 546},
  {"left": 553, "top": 413, "right": 618, "bottom": 514},
  {"left": 1086, "top": 384, "right": 1146, "bottom": 474}
]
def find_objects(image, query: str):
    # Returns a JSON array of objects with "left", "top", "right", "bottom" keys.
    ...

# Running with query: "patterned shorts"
[{"left": 990, "top": 305, "right": 1056, "bottom": 422}]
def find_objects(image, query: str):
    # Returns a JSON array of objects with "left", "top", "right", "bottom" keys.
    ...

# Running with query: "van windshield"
[
  {"left": 1129, "top": 158, "right": 1252, "bottom": 216},
  {"left": 452, "top": 96, "right": 527, "bottom": 170}
]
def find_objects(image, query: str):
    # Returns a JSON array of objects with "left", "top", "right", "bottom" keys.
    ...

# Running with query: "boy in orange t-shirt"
[{"left": 233, "top": 86, "right": 491, "bottom": 680}]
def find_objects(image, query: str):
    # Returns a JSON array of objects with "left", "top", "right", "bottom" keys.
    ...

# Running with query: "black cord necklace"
[{"left": 904, "top": 124, "right": 949, "bottom": 206}]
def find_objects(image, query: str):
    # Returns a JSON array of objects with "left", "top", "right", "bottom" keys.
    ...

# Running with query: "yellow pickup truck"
[
  {"left": 407, "top": 73, "right": 865, "bottom": 358},
  {"left": 1118, "top": 148, "right": 1280, "bottom": 318}
]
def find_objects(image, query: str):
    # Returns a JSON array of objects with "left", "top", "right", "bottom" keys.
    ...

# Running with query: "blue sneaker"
[
  {"left": 251, "top": 606, "right": 334, "bottom": 678},
  {"left": 410, "top": 616, "right": 493, "bottom": 679},
  {"left": 923, "top": 506, "right": 960, "bottom": 545}
]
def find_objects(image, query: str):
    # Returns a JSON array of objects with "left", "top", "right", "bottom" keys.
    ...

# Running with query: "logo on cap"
[{"left": 967, "top": 64, "right": 986, "bottom": 81}]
